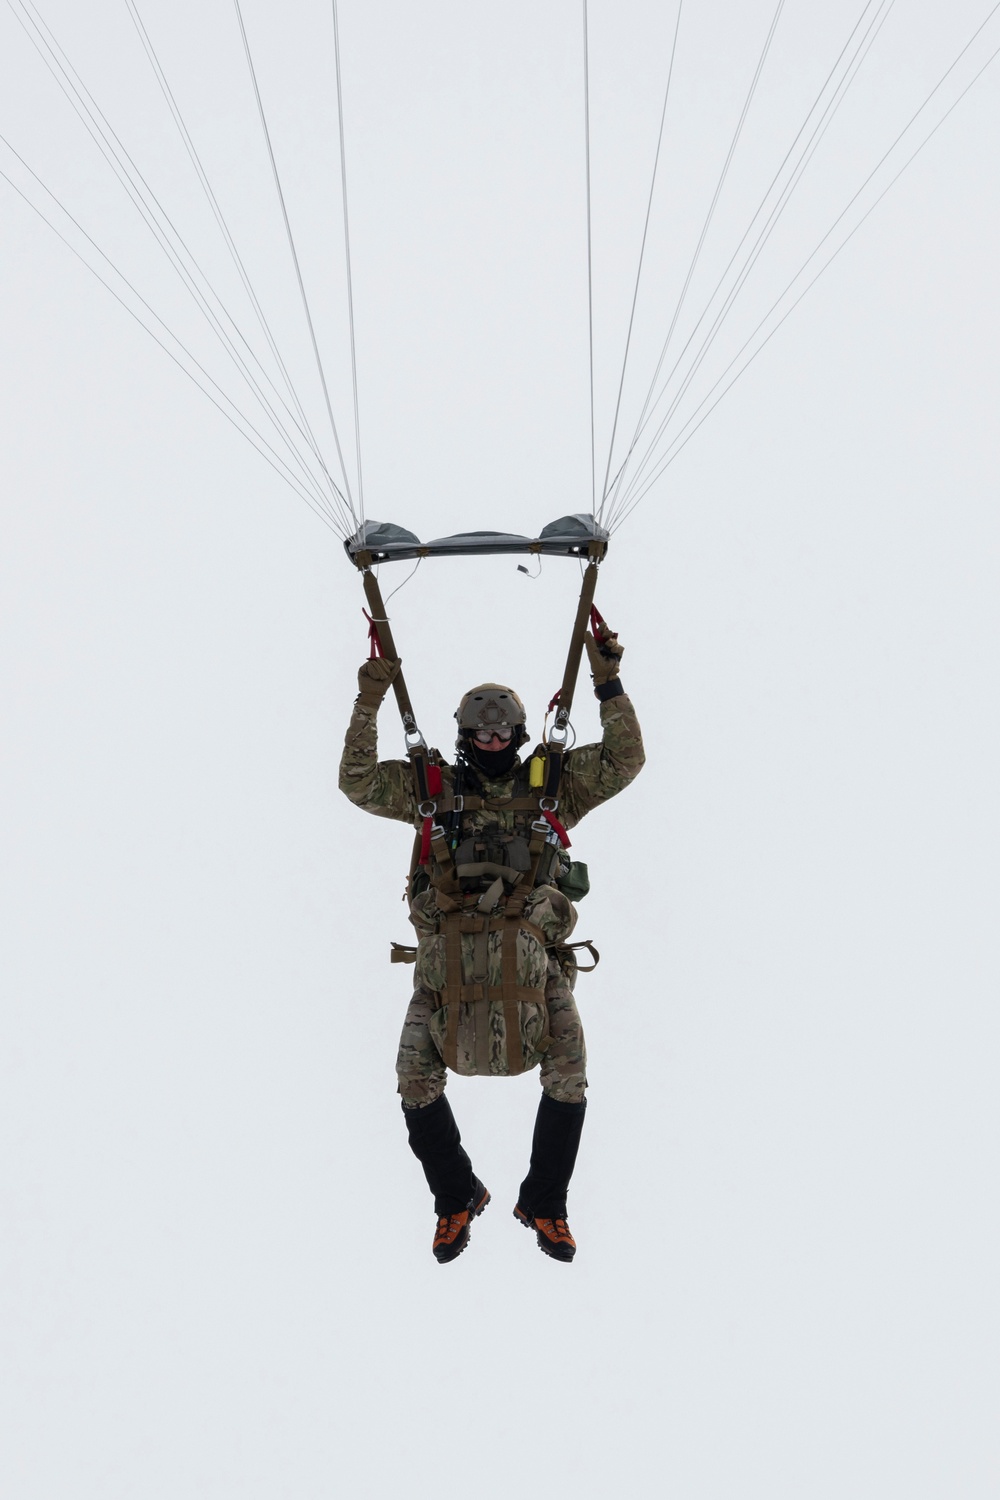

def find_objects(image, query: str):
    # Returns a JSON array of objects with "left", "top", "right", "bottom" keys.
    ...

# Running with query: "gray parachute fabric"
[{"left": 344, "top": 513, "right": 608, "bottom": 566}]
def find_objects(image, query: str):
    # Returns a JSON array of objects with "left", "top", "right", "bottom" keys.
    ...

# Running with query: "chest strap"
[{"left": 430, "top": 792, "right": 542, "bottom": 815}]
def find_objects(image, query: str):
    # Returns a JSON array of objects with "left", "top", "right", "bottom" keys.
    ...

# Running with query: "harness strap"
[
  {"left": 554, "top": 939, "right": 600, "bottom": 972},
  {"left": 456, "top": 862, "right": 526, "bottom": 886},
  {"left": 430, "top": 792, "right": 542, "bottom": 814},
  {"left": 428, "top": 821, "right": 459, "bottom": 891},
  {"left": 472, "top": 924, "right": 489, "bottom": 982},
  {"left": 501, "top": 918, "right": 525, "bottom": 1073},
  {"left": 430, "top": 910, "right": 547, "bottom": 943},
  {"left": 473, "top": 984, "right": 492, "bottom": 1076},
  {"left": 388, "top": 925, "right": 578, "bottom": 970},
  {"left": 505, "top": 820, "right": 551, "bottom": 920},
  {"left": 448, "top": 981, "right": 548, "bottom": 1000},
  {"left": 442, "top": 912, "right": 464, "bottom": 1071},
  {"left": 473, "top": 794, "right": 542, "bottom": 812},
  {"left": 543, "top": 747, "right": 563, "bottom": 801},
  {"left": 405, "top": 828, "right": 423, "bottom": 897}
]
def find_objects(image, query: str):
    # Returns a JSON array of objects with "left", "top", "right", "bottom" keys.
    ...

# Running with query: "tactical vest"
[{"left": 393, "top": 751, "right": 594, "bottom": 1078}]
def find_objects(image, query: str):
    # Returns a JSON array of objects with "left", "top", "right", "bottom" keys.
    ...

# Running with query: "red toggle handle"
[{"left": 363, "top": 608, "right": 385, "bottom": 660}]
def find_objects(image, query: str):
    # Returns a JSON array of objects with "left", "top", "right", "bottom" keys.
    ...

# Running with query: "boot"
[
  {"left": 433, "top": 1179, "right": 491, "bottom": 1264},
  {"left": 402, "top": 1096, "right": 490, "bottom": 1261},
  {"left": 513, "top": 1094, "right": 587, "bottom": 1262},
  {"left": 513, "top": 1207, "right": 577, "bottom": 1262}
]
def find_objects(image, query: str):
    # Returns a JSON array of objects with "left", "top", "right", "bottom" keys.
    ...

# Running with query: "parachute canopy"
[{"left": 344, "top": 513, "right": 609, "bottom": 566}]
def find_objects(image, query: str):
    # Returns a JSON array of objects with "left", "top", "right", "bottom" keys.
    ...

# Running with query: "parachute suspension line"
[
  {"left": 605, "top": 0, "right": 890, "bottom": 524},
  {"left": 582, "top": 0, "right": 596, "bottom": 516},
  {"left": 8, "top": 0, "right": 340, "bottom": 525},
  {"left": 332, "top": 0, "right": 364, "bottom": 525},
  {"left": 233, "top": 0, "right": 358, "bottom": 522},
  {"left": 382, "top": 556, "right": 423, "bottom": 605},
  {"left": 597, "top": 0, "right": 683, "bottom": 529},
  {"left": 606, "top": 0, "right": 895, "bottom": 527},
  {"left": 0, "top": 145, "right": 341, "bottom": 531},
  {"left": 609, "top": 7, "right": 1000, "bottom": 534},
  {"left": 604, "top": 0, "right": 786, "bottom": 523},
  {"left": 613, "top": 0, "right": 1000, "bottom": 527},
  {"left": 124, "top": 0, "right": 345, "bottom": 518}
]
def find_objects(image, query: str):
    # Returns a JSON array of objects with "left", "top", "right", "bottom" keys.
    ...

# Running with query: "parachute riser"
[
  {"left": 549, "top": 543, "right": 603, "bottom": 744},
  {"left": 357, "top": 557, "right": 423, "bottom": 744},
  {"left": 355, "top": 541, "right": 603, "bottom": 796}
]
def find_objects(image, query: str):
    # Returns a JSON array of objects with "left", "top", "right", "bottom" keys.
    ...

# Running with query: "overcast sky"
[{"left": 2, "top": 3, "right": 999, "bottom": 1497}]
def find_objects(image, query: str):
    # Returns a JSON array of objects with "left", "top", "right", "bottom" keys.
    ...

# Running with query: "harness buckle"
[
  {"left": 418, "top": 799, "right": 437, "bottom": 820},
  {"left": 548, "top": 708, "right": 569, "bottom": 744},
  {"left": 452, "top": 795, "right": 464, "bottom": 813},
  {"left": 538, "top": 796, "right": 559, "bottom": 813},
  {"left": 405, "top": 727, "right": 428, "bottom": 751}
]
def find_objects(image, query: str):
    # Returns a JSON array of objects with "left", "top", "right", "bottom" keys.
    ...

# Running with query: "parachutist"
[{"left": 339, "top": 619, "right": 644, "bottom": 1263}]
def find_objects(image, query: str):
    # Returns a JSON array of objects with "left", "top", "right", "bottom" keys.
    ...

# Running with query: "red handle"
[{"left": 363, "top": 608, "right": 385, "bottom": 659}]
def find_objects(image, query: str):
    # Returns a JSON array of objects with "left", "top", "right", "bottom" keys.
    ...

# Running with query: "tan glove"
[
  {"left": 357, "top": 656, "right": 401, "bottom": 707},
  {"left": 585, "top": 628, "right": 623, "bottom": 687}
]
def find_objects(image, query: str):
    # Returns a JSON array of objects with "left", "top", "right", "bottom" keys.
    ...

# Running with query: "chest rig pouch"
[{"left": 453, "top": 830, "right": 532, "bottom": 888}]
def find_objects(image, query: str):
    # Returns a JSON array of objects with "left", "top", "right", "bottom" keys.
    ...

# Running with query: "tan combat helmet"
[{"left": 455, "top": 683, "right": 528, "bottom": 749}]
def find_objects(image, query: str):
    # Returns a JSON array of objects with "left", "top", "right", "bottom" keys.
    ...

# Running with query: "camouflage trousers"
[{"left": 397, "top": 955, "right": 588, "bottom": 1107}]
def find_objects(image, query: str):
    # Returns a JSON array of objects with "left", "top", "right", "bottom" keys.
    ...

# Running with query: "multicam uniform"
[{"left": 338, "top": 691, "right": 645, "bottom": 1106}]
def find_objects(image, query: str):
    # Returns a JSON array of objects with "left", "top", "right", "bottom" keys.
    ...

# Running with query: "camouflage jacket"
[{"left": 339, "top": 691, "right": 645, "bottom": 835}]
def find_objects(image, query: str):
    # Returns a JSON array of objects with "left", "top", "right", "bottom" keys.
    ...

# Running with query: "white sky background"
[{"left": 1, "top": 1, "right": 999, "bottom": 1495}]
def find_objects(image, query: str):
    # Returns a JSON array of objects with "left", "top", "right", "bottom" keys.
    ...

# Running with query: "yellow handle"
[{"left": 529, "top": 755, "right": 545, "bottom": 789}]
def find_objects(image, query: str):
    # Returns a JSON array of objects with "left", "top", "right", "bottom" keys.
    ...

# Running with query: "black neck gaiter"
[{"left": 467, "top": 741, "right": 519, "bottom": 778}]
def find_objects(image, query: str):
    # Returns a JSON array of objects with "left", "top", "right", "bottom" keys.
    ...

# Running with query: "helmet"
[{"left": 455, "top": 684, "right": 527, "bottom": 735}]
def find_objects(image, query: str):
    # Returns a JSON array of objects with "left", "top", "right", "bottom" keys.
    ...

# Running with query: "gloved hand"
[
  {"left": 357, "top": 656, "right": 401, "bottom": 707},
  {"left": 585, "top": 627, "right": 623, "bottom": 687}
]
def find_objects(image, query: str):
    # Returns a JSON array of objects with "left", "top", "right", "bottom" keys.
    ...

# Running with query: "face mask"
[{"left": 468, "top": 739, "right": 518, "bottom": 777}]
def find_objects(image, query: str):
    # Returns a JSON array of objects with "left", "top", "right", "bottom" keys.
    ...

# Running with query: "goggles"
[{"left": 472, "top": 725, "right": 514, "bottom": 744}]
